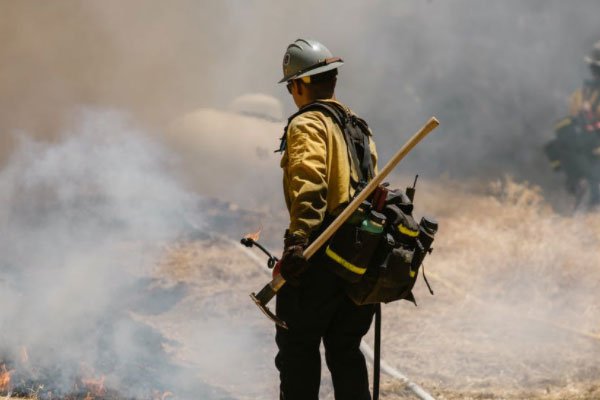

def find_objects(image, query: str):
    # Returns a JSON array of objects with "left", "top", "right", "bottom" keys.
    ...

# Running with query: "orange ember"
[
  {"left": 243, "top": 225, "right": 262, "bottom": 242},
  {"left": 0, "top": 364, "right": 11, "bottom": 391}
]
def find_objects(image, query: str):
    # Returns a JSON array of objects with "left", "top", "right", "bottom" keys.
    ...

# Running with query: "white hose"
[
  {"left": 359, "top": 342, "right": 436, "bottom": 400},
  {"left": 221, "top": 234, "right": 437, "bottom": 400}
]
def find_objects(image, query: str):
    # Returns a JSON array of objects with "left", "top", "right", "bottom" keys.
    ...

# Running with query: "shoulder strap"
[{"left": 277, "top": 101, "right": 374, "bottom": 185}]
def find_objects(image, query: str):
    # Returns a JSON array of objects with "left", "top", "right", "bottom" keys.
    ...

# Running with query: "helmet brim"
[{"left": 278, "top": 61, "right": 344, "bottom": 84}]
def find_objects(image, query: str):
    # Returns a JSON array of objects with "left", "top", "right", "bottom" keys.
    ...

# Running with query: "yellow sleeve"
[
  {"left": 569, "top": 89, "right": 583, "bottom": 117},
  {"left": 286, "top": 113, "right": 328, "bottom": 239},
  {"left": 369, "top": 132, "right": 378, "bottom": 175}
]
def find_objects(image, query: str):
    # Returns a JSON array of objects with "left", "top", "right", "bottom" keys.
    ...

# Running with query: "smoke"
[
  {"left": 2, "top": 1, "right": 600, "bottom": 194},
  {"left": 166, "top": 95, "right": 285, "bottom": 211},
  {"left": 0, "top": 109, "right": 224, "bottom": 398}
]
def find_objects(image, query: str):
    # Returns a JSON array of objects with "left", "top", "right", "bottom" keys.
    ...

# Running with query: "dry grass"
[
  {"left": 7, "top": 177, "right": 595, "bottom": 399},
  {"left": 144, "top": 176, "right": 600, "bottom": 399},
  {"left": 368, "top": 176, "right": 600, "bottom": 398}
]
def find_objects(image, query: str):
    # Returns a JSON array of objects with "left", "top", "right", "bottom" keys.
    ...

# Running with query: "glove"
[
  {"left": 279, "top": 231, "right": 310, "bottom": 286},
  {"left": 272, "top": 260, "right": 282, "bottom": 279}
]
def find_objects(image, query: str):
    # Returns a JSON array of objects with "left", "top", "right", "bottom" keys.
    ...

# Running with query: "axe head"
[{"left": 250, "top": 292, "right": 288, "bottom": 329}]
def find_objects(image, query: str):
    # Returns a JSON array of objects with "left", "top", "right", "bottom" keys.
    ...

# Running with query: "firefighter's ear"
[{"left": 296, "top": 80, "right": 304, "bottom": 96}]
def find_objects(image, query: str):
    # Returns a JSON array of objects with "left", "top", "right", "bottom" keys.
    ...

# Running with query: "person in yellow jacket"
[
  {"left": 567, "top": 40, "right": 600, "bottom": 206},
  {"left": 281, "top": 100, "right": 378, "bottom": 239},
  {"left": 274, "top": 38, "right": 378, "bottom": 400},
  {"left": 569, "top": 41, "right": 600, "bottom": 121}
]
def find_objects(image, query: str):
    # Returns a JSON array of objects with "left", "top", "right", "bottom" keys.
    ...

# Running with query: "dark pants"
[
  {"left": 275, "top": 265, "right": 375, "bottom": 400},
  {"left": 588, "top": 177, "right": 600, "bottom": 206}
]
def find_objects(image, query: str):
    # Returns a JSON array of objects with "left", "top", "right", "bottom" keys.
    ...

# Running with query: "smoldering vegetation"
[{"left": 0, "top": 110, "right": 236, "bottom": 399}]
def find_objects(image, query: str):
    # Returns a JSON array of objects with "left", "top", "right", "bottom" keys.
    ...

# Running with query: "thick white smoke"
[
  {"left": 167, "top": 93, "right": 285, "bottom": 212},
  {"left": 0, "top": 109, "right": 208, "bottom": 398}
]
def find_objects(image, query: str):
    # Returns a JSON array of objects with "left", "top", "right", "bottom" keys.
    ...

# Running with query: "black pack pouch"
[
  {"left": 323, "top": 209, "right": 383, "bottom": 283},
  {"left": 345, "top": 207, "right": 433, "bottom": 305}
]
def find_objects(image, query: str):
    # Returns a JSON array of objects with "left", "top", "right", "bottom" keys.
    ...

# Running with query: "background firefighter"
[
  {"left": 546, "top": 40, "right": 600, "bottom": 208},
  {"left": 275, "top": 39, "right": 379, "bottom": 400}
]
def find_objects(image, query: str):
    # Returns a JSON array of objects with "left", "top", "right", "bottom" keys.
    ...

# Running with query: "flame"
[
  {"left": 82, "top": 375, "right": 105, "bottom": 396},
  {"left": 243, "top": 225, "right": 262, "bottom": 242},
  {"left": 0, "top": 364, "right": 11, "bottom": 391}
]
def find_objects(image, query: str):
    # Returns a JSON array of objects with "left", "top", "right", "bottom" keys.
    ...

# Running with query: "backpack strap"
[{"left": 276, "top": 101, "right": 374, "bottom": 187}]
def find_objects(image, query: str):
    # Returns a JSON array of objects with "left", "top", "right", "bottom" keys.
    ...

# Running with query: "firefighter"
[
  {"left": 275, "top": 38, "right": 378, "bottom": 400},
  {"left": 546, "top": 41, "right": 600, "bottom": 208},
  {"left": 568, "top": 40, "right": 600, "bottom": 206}
]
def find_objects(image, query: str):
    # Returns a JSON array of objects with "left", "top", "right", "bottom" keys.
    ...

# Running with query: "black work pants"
[
  {"left": 275, "top": 265, "right": 375, "bottom": 400},
  {"left": 588, "top": 177, "right": 600, "bottom": 206}
]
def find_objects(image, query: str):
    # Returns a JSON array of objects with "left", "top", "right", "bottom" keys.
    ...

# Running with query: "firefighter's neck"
[{"left": 292, "top": 81, "right": 335, "bottom": 109}]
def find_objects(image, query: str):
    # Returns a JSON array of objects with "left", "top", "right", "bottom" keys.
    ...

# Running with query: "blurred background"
[{"left": 1, "top": 0, "right": 599, "bottom": 201}]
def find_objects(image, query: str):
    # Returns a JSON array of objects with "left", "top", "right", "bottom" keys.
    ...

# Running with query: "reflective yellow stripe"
[
  {"left": 410, "top": 270, "right": 416, "bottom": 278},
  {"left": 397, "top": 224, "right": 419, "bottom": 237},
  {"left": 325, "top": 246, "right": 366, "bottom": 275}
]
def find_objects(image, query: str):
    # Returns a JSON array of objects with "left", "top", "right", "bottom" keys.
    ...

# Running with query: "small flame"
[
  {"left": 0, "top": 364, "right": 12, "bottom": 391},
  {"left": 243, "top": 225, "right": 262, "bottom": 242}
]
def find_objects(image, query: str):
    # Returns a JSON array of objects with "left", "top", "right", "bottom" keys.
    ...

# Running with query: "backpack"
[
  {"left": 280, "top": 100, "right": 438, "bottom": 306},
  {"left": 325, "top": 178, "right": 437, "bottom": 306},
  {"left": 342, "top": 182, "right": 437, "bottom": 305}
]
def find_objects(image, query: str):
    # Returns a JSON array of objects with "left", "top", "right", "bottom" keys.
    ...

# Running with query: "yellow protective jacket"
[
  {"left": 569, "top": 82, "right": 600, "bottom": 119},
  {"left": 280, "top": 99, "right": 378, "bottom": 239}
]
